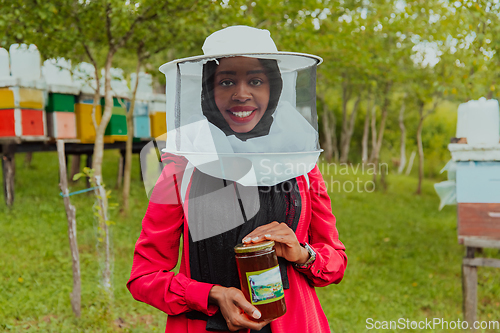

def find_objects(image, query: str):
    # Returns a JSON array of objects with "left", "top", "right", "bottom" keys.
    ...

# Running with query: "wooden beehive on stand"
[
  {"left": 42, "top": 58, "right": 79, "bottom": 139},
  {"left": 445, "top": 98, "right": 500, "bottom": 325},
  {"left": 0, "top": 44, "right": 47, "bottom": 140},
  {"left": 129, "top": 72, "right": 153, "bottom": 140},
  {"left": 73, "top": 62, "right": 102, "bottom": 143},
  {"left": 448, "top": 98, "right": 500, "bottom": 244},
  {"left": 100, "top": 68, "right": 129, "bottom": 143},
  {"left": 103, "top": 96, "right": 128, "bottom": 142},
  {"left": 149, "top": 93, "right": 166, "bottom": 139}
]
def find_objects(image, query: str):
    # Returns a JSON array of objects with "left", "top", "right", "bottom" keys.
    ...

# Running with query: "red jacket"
[{"left": 127, "top": 155, "right": 347, "bottom": 333}]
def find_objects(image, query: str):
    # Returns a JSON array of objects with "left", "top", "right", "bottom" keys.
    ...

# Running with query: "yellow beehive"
[
  {"left": 75, "top": 103, "right": 102, "bottom": 143},
  {"left": 0, "top": 88, "right": 15, "bottom": 109},
  {"left": 19, "top": 88, "right": 44, "bottom": 109},
  {"left": 150, "top": 112, "right": 166, "bottom": 139}
]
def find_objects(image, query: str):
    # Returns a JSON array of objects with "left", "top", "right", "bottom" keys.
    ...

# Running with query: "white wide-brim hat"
[{"left": 159, "top": 25, "right": 322, "bottom": 74}]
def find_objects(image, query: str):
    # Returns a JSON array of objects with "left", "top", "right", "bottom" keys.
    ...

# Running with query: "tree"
[
  {"left": 120, "top": 2, "right": 211, "bottom": 212},
  {"left": 4, "top": 0, "right": 208, "bottom": 301}
]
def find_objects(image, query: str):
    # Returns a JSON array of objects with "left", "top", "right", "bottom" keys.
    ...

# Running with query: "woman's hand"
[
  {"left": 242, "top": 221, "right": 310, "bottom": 265},
  {"left": 208, "top": 285, "right": 271, "bottom": 331}
]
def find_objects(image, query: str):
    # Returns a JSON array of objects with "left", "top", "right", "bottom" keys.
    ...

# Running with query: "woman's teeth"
[{"left": 230, "top": 110, "right": 254, "bottom": 118}]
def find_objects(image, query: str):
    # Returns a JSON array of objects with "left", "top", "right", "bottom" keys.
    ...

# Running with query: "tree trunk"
[
  {"left": 416, "top": 110, "right": 425, "bottom": 195},
  {"left": 57, "top": 140, "right": 81, "bottom": 317},
  {"left": 406, "top": 150, "right": 416, "bottom": 176},
  {"left": 91, "top": 51, "right": 114, "bottom": 296},
  {"left": 369, "top": 102, "right": 378, "bottom": 163},
  {"left": 361, "top": 97, "right": 372, "bottom": 164},
  {"left": 92, "top": 52, "right": 114, "bottom": 178},
  {"left": 416, "top": 100, "right": 438, "bottom": 194},
  {"left": 370, "top": 83, "right": 391, "bottom": 170},
  {"left": 340, "top": 94, "right": 361, "bottom": 163},
  {"left": 339, "top": 77, "right": 350, "bottom": 162},
  {"left": 321, "top": 103, "right": 333, "bottom": 162},
  {"left": 397, "top": 97, "right": 407, "bottom": 174},
  {"left": 123, "top": 59, "right": 141, "bottom": 211}
]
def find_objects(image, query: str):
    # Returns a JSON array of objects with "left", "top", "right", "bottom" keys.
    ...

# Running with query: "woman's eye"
[
  {"left": 219, "top": 80, "right": 234, "bottom": 87},
  {"left": 250, "top": 79, "right": 263, "bottom": 86}
]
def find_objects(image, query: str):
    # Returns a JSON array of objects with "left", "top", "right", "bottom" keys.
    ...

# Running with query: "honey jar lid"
[{"left": 234, "top": 240, "right": 275, "bottom": 253}]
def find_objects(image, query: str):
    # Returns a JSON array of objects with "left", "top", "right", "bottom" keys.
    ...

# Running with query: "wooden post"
[
  {"left": 462, "top": 247, "right": 477, "bottom": 329},
  {"left": 57, "top": 140, "right": 82, "bottom": 317},
  {"left": 2, "top": 143, "right": 16, "bottom": 207},
  {"left": 70, "top": 155, "right": 81, "bottom": 184},
  {"left": 24, "top": 152, "right": 33, "bottom": 168},
  {"left": 85, "top": 154, "right": 93, "bottom": 189}
]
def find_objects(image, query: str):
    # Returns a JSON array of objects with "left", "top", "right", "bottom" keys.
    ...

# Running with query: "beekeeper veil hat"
[{"left": 158, "top": 25, "right": 323, "bottom": 187}]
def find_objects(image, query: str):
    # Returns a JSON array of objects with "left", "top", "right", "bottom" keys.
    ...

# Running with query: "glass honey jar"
[{"left": 234, "top": 240, "right": 286, "bottom": 321}]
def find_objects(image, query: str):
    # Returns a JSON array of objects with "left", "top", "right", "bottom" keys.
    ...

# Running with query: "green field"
[{"left": 1, "top": 152, "right": 499, "bottom": 332}]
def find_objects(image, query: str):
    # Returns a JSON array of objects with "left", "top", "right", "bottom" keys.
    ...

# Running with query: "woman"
[{"left": 127, "top": 26, "right": 347, "bottom": 333}]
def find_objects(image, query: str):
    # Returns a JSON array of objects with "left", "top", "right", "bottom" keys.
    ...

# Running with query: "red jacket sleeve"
[
  {"left": 127, "top": 154, "right": 218, "bottom": 316},
  {"left": 295, "top": 165, "right": 348, "bottom": 287}
]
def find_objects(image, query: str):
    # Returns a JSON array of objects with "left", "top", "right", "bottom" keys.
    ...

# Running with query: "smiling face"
[{"left": 213, "top": 57, "right": 270, "bottom": 133}]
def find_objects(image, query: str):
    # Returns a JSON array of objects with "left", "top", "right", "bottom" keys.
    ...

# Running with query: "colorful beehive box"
[
  {"left": 0, "top": 45, "right": 48, "bottom": 140},
  {"left": 134, "top": 115, "right": 150, "bottom": 138},
  {"left": 46, "top": 93, "right": 75, "bottom": 112},
  {"left": 127, "top": 100, "right": 150, "bottom": 139},
  {"left": 149, "top": 94, "right": 166, "bottom": 139},
  {"left": 0, "top": 108, "right": 16, "bottom": 137},
  {"left": 45, "top": 93, "right": 77, "bottom": 139},
  {"left": 104, "top": 114, "right": 127, "bottom": 141},
  {"left": 103, "top": 97, "right": 128, "bottom": 142},
  {"left": 0, "top": 88, "right": 15, "bottom": 109},
  {"left": 0, "top": 86, "right": 46, "bottom": 139},
  {"left": 75, "top": 103, "right": 102, "bottom": 143}
]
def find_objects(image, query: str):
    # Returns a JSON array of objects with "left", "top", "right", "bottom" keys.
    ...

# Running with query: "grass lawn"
[{"left": 0, "top": 152, "right": 499, "bottom": 332}]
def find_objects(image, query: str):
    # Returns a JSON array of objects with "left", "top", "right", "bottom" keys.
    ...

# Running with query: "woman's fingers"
[
  {"left": 215, "top": 287, "right": 272, "bottom": 331},
  {"left": 242, "top": 222, "right": 305, "bottom": 262},
  {"left": 232, "top": 290, "right": 261, "bottom": 319},
  {"left": 243, "top": 222, "right": 291, "bottom": 244}
]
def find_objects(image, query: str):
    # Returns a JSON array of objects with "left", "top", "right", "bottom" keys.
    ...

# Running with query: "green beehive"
[
  {"left": 104, "top": 114, "right": 127, "bottom": 136},
  {"left": 100, "top": 97, "right": 127, "bottom": 108},
  {"left": 46, "top": 93, "right": 75, "bottom": 112}
]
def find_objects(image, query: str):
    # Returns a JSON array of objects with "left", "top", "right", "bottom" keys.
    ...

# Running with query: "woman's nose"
[{"left": 232, "top": 83, "right": 252, "bottom": 102}]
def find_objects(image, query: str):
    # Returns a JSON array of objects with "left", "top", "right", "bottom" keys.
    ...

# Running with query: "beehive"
[
  {"left": 46, "top": 112, "right": 77, "bottom": 139},
  {"left": 0, "top": 88, "right": 15, "bottom": 109},
  {"left": 75, "top": 103, "right": 102, "bottom": 143},
  {"left": 46, "top": 93, "right": 75, "bottom": 112},
  {"left": 104, "top": 97, "right": 128, "bottom": 142},
  {"left": 456, "top": 161, "right": 500, "bottom": 241},
  {"left": 45, "top": 93, "right": 77, "bottom": 139},
  {"left": 128, "top": 100, "right": 150, "bottom": 139},
  {"left": 20, "top": 108, "right": 46, "bottom": 137},
  {"left": 149, "top": 94, "right": 166, "bottom": 139},
  {"left": 104, "top": 114, "right": 127, "bottom": 141},
  {"left": 150, "top": 112, "right": 166, "bottom": 139},
  {"left": 0, "top": 87, "right": 46, "bottom": 139},
  {"left": 0, "top": 109, "right": 16, "bottom": 137},
  {"left": 18, "top": 88, "right": 44, "bottom": 109}
]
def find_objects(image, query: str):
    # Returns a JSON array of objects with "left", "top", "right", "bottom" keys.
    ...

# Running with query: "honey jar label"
[{"left": 245, "top": 265, "right": 284, "bottom": 305}]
